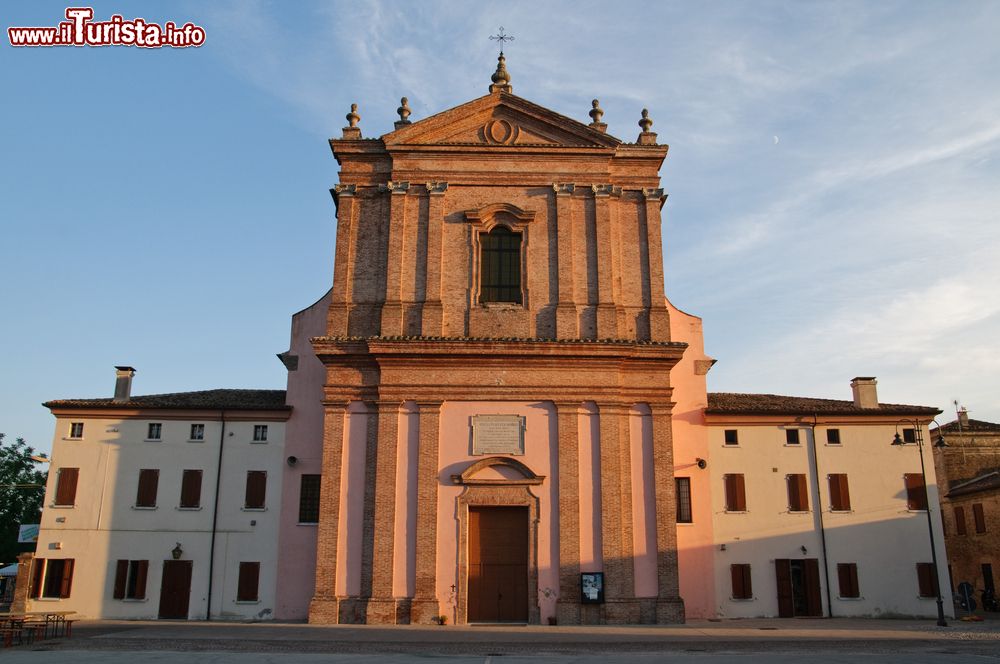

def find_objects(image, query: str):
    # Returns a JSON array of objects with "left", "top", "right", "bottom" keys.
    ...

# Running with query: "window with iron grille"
[
  {"left": 147, "top": 423, "right": 162, "bottom": 440},
  {"left": 479, "top": 226, "right": 522, "bottom": 303},
  {"left": 785, "top": 429, "right": 800, "bottom": 445},
  {"left": 298, "top": 474, "right": 321, "bottom": 524},
  {"left": 253, "top": 425, "right": 268, "bottom": 442},
  {"left": 675, "top": 477, "right": 692, "bottom": 524},
  {"left": 190, "top": 424, "right": 205, "bottom": 441},
  {"left": 826, "top": 429, "right": 841, "bottom": 445},
  {"left": 724, "top": 429, "right": 739, "bottom": 445}
]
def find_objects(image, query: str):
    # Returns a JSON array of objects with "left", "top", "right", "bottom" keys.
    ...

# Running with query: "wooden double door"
[
  {"left": 158, "top": 560, "right": 192, "bottom": 619},
  {"left": 468, "top": 506, "right": 529, "bottom": 623},
  {"left": 775, "top": 558, "right": 822, "bottom": 617}
]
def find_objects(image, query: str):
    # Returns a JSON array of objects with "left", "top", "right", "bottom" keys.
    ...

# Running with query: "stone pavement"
[{"left": 3, "top": 617, "right": 998, "bottom": 663}]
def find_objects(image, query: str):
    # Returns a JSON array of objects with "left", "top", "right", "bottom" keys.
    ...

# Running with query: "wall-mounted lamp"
[
  {"left": 720, "top": 544, "right": 727, "bottom": 552},
  {"left": 171, "top": 543, "right": 183, "bottom": 560},
  {"left": 696, "top": 458, "right": 707, "bottom": 470},
  {"left": 286, "top": 455, "right": 298, "bottom": 467},
  {"left": 800, "top": 545, "right": 807, "bottom": 555}
]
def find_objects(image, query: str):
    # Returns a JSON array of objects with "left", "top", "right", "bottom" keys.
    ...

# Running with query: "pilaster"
[
  {"left": 592, "top": 185, "right": 621, "bottom": 339},
  {"left": 328, "top": 185, "right": 357, "bottom": 335},
  {"left": 553, "top": 184, "right": 578, "bottom": 339},
  {"left": 422, "top": 182, "right": 448, "bottom": 336},
  {"left": 642, "top": 188, "right": 670, "bottom": 341},
  {"left": 380, "top": 181, "right": 409, "bottom": 336},
  {"left": 366, "top": 400, "right": 404, "bottom": 624},
  {"left": 649, "top": 402, "right": 685, "bottom": 623},
  {"left": 410, "top": 400, "right": 444, "bottom": 624},
  {"left": 555, "top": 401, "right": 582, "bottom": 624},
  {"left": 309, "top": 402, "right": 349, "bottom": 623}
]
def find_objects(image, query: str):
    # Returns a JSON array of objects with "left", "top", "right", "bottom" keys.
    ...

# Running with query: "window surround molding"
[{"left": 463, "top": 202, "right": 535, "bottom": 309}]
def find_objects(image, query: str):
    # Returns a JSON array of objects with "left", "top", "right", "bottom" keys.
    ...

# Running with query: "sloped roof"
[
  {"left": 934, "top": 418, "right": 1000, "bottom": 433},
  {"left": 706, "top": 392, "right": 940, "bottom": 416},
  {"left": 44, "top": 389, "right": 289, "bottom": 411},
  {"left": 947, "top": 470, "right": 1000, "bottom": 498}
]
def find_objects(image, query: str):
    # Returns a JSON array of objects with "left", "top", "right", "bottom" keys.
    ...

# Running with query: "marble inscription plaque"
[{"left": 472, "top": 415, "right": 525, "bottom": 455}]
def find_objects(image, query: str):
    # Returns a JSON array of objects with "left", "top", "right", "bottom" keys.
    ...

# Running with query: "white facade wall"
[
  {"left": 33, "top": 413, "right": 285, "bottom": 620},
  {"left": 708, "top": 419, "right": 952, "bottom": 619}
]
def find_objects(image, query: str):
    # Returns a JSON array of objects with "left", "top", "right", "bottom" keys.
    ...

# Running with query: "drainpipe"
[
  {"left": 206, "top": 410, "right": 226, "bottom": 621},
  {"left": 808, "top": 414, "right": 833, "bottom": 617}
]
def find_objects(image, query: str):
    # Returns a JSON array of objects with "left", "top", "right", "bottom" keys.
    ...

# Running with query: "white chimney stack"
[
  {"left": 850, "top": 377, "right": 878, "bottom": 409},
  {"left": 114, "top": 366, "right": 136, "bottom": 402}
]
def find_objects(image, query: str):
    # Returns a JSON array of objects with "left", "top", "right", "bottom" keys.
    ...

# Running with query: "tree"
[{"left": 0, "top": 433, "right": 47, "bottom": 565}]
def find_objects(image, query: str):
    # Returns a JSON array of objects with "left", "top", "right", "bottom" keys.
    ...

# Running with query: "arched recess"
[{"left": 453, "top": 456, "right": 543, "bottom": 625}]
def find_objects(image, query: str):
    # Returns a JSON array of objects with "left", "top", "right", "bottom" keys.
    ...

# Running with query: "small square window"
[
  {"left": 903, "top": 428, "right": 916, "bottom": 444},
  {"left": 69, "top": 422, "right": 84, "bottom": 439},
  {"left": 724, "top": 429, "right": 739, "bottom": 445},
  {"left": 785, "top": 429, "right": 800, "bottom": 445},
  {"left": 190, "top": 424, "right": 205, "bottom": 441},
  {"left": 826, "top": 429, "right": 841, "bottom": 445},
  {"left": 253, "top": 425, "right": 268, "bottom": 442},
  {"left": 147, "top": 423, "right": 162, "bottom": 440}
]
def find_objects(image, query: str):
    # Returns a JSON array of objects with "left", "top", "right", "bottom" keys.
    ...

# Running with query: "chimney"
[
  {"left": 850, "top": 377, "right": 878, "bottom": 409},
  {"left": 958, "top": 407, "right": 970, "bottom": 428},
  {"left": 114, "top": 366, "right": 136, "bottom": 402}
]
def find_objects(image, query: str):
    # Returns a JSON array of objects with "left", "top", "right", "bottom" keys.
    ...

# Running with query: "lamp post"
[{"left": 892, "top": 418, "right": 948, "bottom": 627}]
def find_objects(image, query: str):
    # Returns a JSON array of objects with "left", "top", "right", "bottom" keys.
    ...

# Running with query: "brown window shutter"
[
  {"left": 788, "top": 475, "right": 808, "bottom": 511},
  {"left": 973, "top": 504, "right": 986, "bottom": 533},
  {"left": 731, "top": 474, "right": 746, "bottom": 511},
  {"left": 180, "top": 470, "right": 202, "bottom": 508},
  {"left": 134, "top": 560, "right": 148, "bottom": 599},
  {"left": 55, "top": 468, "right": 79, "bottom": 506},
  {"left": 59, "top": 559, "right": 75, "bottom": 598},
  {"left": 30, "top": 559, "right": 45, "bottom": 599},
  {"left": 136, "top": 469, "right": 159, "bottom": 507},
  {"left": 245, "top": 471, "right": 267, "bottom": 509},
  {"left": 917, "top": 563, "right": 938, "bottom": 597},
  {"left": 113, "top": 560, "right": 128, "bottom": 599},
  {"left": 838, "top": 475, "right": 851, "bottom": 511},
  {"left": 730, "top": 564, "right": 746, "bottom": 599},
  {"left": 955, "top": 506, "right": 967, "bottom": 535},
  {"left": 237, "top": 562, "right": 260, "bottom": 601},
  {"left": 904, "top": 474, "right": 927, "bottom": 510},
  {"left": 837, "top": 563, "right": 859, "bottom": 598}
]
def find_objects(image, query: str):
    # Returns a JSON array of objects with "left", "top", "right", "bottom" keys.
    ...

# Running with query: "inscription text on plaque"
[{"left": 472, "top": 414, "right": 525, "bottom": 455}]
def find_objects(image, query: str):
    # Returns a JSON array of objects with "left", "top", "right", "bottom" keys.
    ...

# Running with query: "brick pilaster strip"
[
  {"left": 555, "top": 401, "right": 582, "bottom": 624},
  {"left": 649, "top": 402, "right": 685, "bottom": 622},
  {"left": 357, "top": 401, "right": 380, "bottom": 600},
  {"left": 422, "top": 183, "right": 447, "bottom": 335},
  {"left": 328, "top": 187, "right": 357, "bottom": 335},
  {"left": 553, "top": 184, "right": 578, "bottom": 339},
  {"left": 592, "top": 185, "right": 619, "bottom": 339},
  {"left": 597, "top": 402, "right": 634, "bottom": 600},
  {"left": 380, "top": 182, "right": 409, "bottom": 336},
  {"left": 369, "top": 401, "right": 401, "bottom": 603},
  {"left": 309, "top": 402, "right": 348, "bottom": 623},
  {"left": 642, "top": 189, "right": 670, "bottom": 341},
  {"left": 411, "top": 400, "right": 443, "bottom": 623}
]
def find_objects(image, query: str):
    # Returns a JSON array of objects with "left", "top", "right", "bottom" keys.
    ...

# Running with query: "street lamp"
[{"left": 892, "top": 418, "right": 948, "bottom": 627}]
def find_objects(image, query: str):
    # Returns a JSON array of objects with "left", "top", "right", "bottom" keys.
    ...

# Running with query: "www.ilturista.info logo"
[{"left": 8, "top": 7, "right": 206, "bottom": 48}]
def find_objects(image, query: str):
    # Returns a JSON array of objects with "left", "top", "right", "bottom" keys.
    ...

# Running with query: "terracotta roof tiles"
[
  {"left": 44, "top": 389, "right": 289, "bottom": 411},
  {"left": 706, "top": 392, "right": 939, "bottom": 416}
]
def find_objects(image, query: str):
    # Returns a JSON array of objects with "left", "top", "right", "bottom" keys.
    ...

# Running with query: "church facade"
[{"left": 297, "top": 55, "right": 688, "bottom": 625}]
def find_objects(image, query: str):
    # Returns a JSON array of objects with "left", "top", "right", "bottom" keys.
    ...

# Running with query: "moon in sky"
[{"left": 773, "top": 135, "right": 780, "bottom": 145}]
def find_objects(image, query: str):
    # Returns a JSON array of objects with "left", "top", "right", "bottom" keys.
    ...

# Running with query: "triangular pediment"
[{"left": 382, "top": 92, "right": 621, "bottom": 149}]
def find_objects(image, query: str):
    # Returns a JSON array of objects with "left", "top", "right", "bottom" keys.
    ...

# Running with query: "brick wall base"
[
  {"left": 602, "top": 599, "right": 641, "bottom": 624},
  {"left": 655, "top": 597, "right": 686, "bottom": 624},
  {"left": 365, "top": 597, "right": 411, "bottom": 624},
  {"left": 410, "top": 598, "right": 443, "bottom": 624},
  {"left": 556, "top": 599, "right": 581, "bottom": 625}
]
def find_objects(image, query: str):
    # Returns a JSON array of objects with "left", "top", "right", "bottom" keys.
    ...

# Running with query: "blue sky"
[{"left": 3, "top": 1, "right": 999, "bottom": 453}]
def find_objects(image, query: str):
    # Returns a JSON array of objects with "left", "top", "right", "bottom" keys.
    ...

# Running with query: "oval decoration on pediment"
[{"left": 482, "top": 119, "right": 519, "bottom": 145}]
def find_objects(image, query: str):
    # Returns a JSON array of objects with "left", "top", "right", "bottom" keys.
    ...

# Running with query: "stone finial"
[
  {"left": 588, "top": 99, "right": 607, "bottom": 133},
  {"left": 342, "top": 103, "right": 362, "bottom": 139},
  {"left": 394, "top": 97, "right": 412, "bottom": 129},
  {"left": 637, "top": 107, "right": 658, "bottom": 145},
  {"left": 489, "top": 53, "right": 512, "bottom": 94}
]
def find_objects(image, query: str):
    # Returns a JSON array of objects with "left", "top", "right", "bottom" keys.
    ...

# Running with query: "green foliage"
[{"left": 0, "top": 433, "right": 47, "bottom": 565}]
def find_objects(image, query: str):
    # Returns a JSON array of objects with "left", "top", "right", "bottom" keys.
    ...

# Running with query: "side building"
[
  {"left": 702, "top": 378, "right": 951, "bottom": 619},
  {"left": 21, "top": 368, "right": 290, "bottom": 620},
  {"left": 933, "top": 411, "right": 1000, "bottom": 604}
]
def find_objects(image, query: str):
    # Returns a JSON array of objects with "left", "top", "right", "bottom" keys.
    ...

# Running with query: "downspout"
[
  {"left": 206, "top": 410, "right": 226, "bottom": 621},
  {"left": 808, "top": 414, "right": 833, "bottom": 617}
]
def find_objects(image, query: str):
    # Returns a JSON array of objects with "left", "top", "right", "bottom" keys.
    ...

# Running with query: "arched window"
[{"left": 480, "top": 226, "right": 522, "bottom": 303}]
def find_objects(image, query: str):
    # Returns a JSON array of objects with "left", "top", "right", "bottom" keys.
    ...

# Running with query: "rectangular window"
[
  {"left": 724, "top": 474, "right": 747, "bottom": 512},
  {"left": 954, "top": 506, "right": 967, "bottom": 535},
  {"left": 252, "top": 425, "right": 268, "bottom": 442},
  {"left": 903, "top": 428, "right": 916, "bottom": 444},
  {"left": 147, "top": 423, "right": 162, "bottom": 440},
  {"left": 785, "top": 429, "right": 800, "bottom": 445},
  {"left": 69, "top": 422, "right": 84, "bottom": 439},
  {"left": 973, "top": 503, "right": 987, "bottom": 533},
  {"left": 787, "top": 474, "right": 809, "bottom": 512},
  {"left": 54, "top": 468, "right": 79, "bottom": 506},
  {"left": 190, "top": 423, "right": 205, "bottom": 441},
  {"left": 113, "top": 560, "right": 148, "bottom": 600},
  {"left": 180, "top": 470, "right": 203, "bottom": 509},
  {"left": 298, "top": 474, "right": 321, "bottom": 524},
  {"left": 245, "top": 471, "right": 267, "bottom": 509},
  {"left": 237, "top": 562, "right": 260, "bottom": 602},
  {"left": 916, "top": 562, "right": 939, "bottom": 598},
  {"left": 828, "top": 474, "right": 851, "bottom": 511},
  {"left": 724, "top": 429, "right": 739, "bottom": 446},
  {"left": 837, "top": 563, "right": 860, "bottom": 598},
  {"left": 730, "top": 563, "right": 752, "bottom": 599},
  {"left": 826, "top": 429, "right": 841, "bottom": 445},
  {"left": 136, "top": 469, "right": 159, "bottom": 508},
  {"left": 675, "top": 477, "right": 692, "bottom": 524},
  {"left": 479, "top": 226, "right": 523, "bottom": 303},
  {"left": 33, "top": 559, "right": 75, "bottom": 599},
  {"left": 904, "top": 473, "right": 928, "bottom": 511}
]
